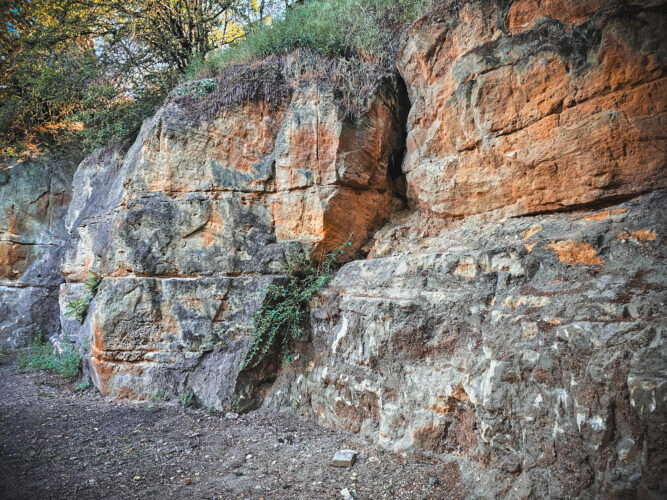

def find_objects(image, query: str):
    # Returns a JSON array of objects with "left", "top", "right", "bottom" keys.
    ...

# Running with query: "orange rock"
[
  {"left": 0, "top": 241, "right": 27, "bottom": 280},
  {"left": 630, "top": 229, "right": 657, "bottom": 241},
  {"left": 397, "top": 2, "right": 667, "bottom": 218},
  {"left": 583, "top": 209, "right": 627, "bottom": 221},
  {"left": 507, "top": 0, "right": 609, "bottom": 34},
  {"left": 617, "top": 229, "right": 658, "bottom": 241},
  {"left": 522, "top": 225, "right": 542, "bottom": 239},
  {"left": 545, "top": 240, "right": 603, "bottom": 265}
]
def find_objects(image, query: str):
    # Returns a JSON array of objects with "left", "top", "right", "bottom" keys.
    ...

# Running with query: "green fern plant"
[
  {"left": 65, "top": 272, "right": 102, "bottom": 324},
  {"left": 241, "top": 236, "right": 353, "bottom": 370},
  {"left": 64, "top": 297, "right": 90, "bottom": 323},
  {"left": 84, "top": 272, "right": 102, "bottom": 296}
]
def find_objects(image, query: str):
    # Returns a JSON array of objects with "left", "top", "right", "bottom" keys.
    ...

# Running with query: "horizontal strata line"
[
  {"left": 0, "top": 239, "right": 60, "bottom": 246},
  {"left": 0, "top": 283, "right": 61, "bottom": 289},
  {"left": 67, "top": 273, "right": 286, "bottom": 283},
  {"left": 140, "top": 183, "right": 389, "bottom": 196}
]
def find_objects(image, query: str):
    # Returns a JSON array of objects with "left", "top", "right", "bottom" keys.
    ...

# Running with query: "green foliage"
[
  {"left": 75, "top": 85, "right": 167, "bottom": 153},
  {"left": 64, "top": 273, "right": 103, "bottom": 323},
  {"left": 64, "top": 297, "right": 90, "bottom": 324},
  {"left": 1, "top": 0, "right": 258, "bottom": 160},
  {"left": 17, "top": 333, "right": 81, "bottom": 382},
  {"left": 84, "top": 272, "right": 102, "bottom": 296},
  {"left": 179, "top": 392, "right": 196, "bottom": 407},
  {"left": 188, "top": 0, "right": 432, "bottom": 79},
  {"left": 74, "top": 380, "right": 92, "bottom": 393},
  {"left": 241, "top": 236, "right": 353, "bottom": 370},
  {"left": 0, "top": 39, "right": 100, "bottom": 161}
]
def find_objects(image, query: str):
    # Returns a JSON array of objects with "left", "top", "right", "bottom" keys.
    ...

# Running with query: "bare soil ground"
[{"left": 0, "top": 352, "right": 461, "bottom": 499}]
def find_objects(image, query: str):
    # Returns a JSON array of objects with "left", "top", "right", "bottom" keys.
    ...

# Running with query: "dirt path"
[{"left": 0, "top": 352, "right": 460, "bottom": 499}]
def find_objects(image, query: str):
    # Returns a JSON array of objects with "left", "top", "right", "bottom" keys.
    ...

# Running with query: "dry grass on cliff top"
[{"left": 174, "top": 0, "right": 432, "bottom": 118}]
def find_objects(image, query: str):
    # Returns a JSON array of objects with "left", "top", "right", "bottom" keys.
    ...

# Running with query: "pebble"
[
  {"left": 340, "top": 487, "right": 355, "bottom": 500},
  {"left": 183, "top": 478, "right": 192, "bottom": 485}
]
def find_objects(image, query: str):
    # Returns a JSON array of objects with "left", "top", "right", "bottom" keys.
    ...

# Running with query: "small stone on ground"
[{"left": 332, "top": 450, "right": 358, "bottom": 467}]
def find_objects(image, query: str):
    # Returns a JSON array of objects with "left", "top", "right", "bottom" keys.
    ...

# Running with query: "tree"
[{"left": 0, "top": 0, "right": 258, "bottom": 161}]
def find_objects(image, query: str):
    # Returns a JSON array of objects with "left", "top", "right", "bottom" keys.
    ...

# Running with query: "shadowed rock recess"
[{"left": 2, "top": 0, "right": 665, "bottom": 497}]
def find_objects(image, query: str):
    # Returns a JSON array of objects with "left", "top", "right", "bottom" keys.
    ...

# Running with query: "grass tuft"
[
  {"left": 17, "top": 333, "right": 81, "bottom": 382},
  {"left": 178, "top": 0, "right": 432, "bottom": 119}
]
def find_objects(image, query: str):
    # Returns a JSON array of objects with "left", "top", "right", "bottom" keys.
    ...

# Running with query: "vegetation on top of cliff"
[
  {"left": 180, "top": 0, "right": 432, "bottom": 117},
  {"left": 187, "top": 0, "right": 433, "bottom": 76},
  {"left": 1, "top": 0, "right": 431, "bottom": 162},
  {"left": 241, "top": 238, "right": 352, "bottom": 371}
]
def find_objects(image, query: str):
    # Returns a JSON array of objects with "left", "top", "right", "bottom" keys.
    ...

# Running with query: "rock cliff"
[
  {"left": 3, "top": 0, "right": 666, "bottom": 497},
  {"left": 60, "top": 74, "right": 407, "bottom": 407},
  {"left": 0, "top": 158, "right": 76, "bottom": 348}
]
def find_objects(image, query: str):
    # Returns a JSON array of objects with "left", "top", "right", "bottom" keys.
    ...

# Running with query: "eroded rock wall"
[
  {"left": 61, "top": 78, "right": 407, "bottom": 408},
  {"left": 0, "top": 158, "right": 76, "bottom": 348},
  {"left": 398, "top": 0, "right": 666, "bottom": 217},
  {"left": 269, "top": 190, "right": 666, "bottom": 497},
  {"left": 43, "top": 0, "right": 666, "bottom": 496},
  {"left": 263, "top": 1, "right": 667, "bottom": 497}
]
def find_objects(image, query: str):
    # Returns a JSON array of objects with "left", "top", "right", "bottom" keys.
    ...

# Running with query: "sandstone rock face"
[
  {"left": 61, "top": 78, "right": 406, "bottom": 408},
  {"left": 268, "top": 190, "right": 666, "bottom": 497},
  {"left": 397, "top": 0, "right": 667, "bottom": 217},
  {"left": 0, "top": 159, "right": 75, "bottom": 348},
  {"left": 20, "top": 1, "right": 663, "bottom": 496}
]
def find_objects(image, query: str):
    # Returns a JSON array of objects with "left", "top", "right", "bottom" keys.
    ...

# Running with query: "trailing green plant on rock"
[
  {"left": 17, "top": 332, "right": 81, "bottom": 382},
  {"left": 241, "top": 236, "right": 353, "bottom": 370}
]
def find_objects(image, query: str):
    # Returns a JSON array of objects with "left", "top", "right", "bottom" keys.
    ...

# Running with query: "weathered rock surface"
[
  {"left": 2, "top": 1, "right": 661, "bottom": 497},
  {"left": 269, "top": 190, "right": 666, "bottom": 497},
  {"left": 0, "top": 158, "right": 76, "bottom": 348},
  {"left": 61, "top": 76, "right": 407, "bottom": 407},
  {"left": 397, "top": 0, "right": 667, "bottom": 217}
]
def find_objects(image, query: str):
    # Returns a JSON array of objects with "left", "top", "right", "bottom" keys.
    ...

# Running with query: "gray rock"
[
  {"left": 0, "top": 156, "right": 77, "bottom": 347},
  {"left": 268, "top": 190, "right": 667, "bottom": 498},
  {"left": 332, "top": 450, "right": 358, "bottom": 468},
  {"left": 340, "top": 487, "right": 354, "bottom": 500}
]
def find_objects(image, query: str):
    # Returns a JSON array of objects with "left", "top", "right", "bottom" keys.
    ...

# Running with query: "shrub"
[
  {"left": 84, "top": 272, "right": 102, "bottom": 296},
  {"left": 179, "top": 392, "right": 196, "bottom": 407},
  {"left": 75, "top": 84, "right": 167, "bottom": 153},
  {"left": 188, "top": 0, "right": 433, "bottom": 78},
  {"left": 17, "top": 333, "right": 81, "bottom": 382},
  {"left": 241, "top": 237, "right": 352, "bottom": 370}
]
